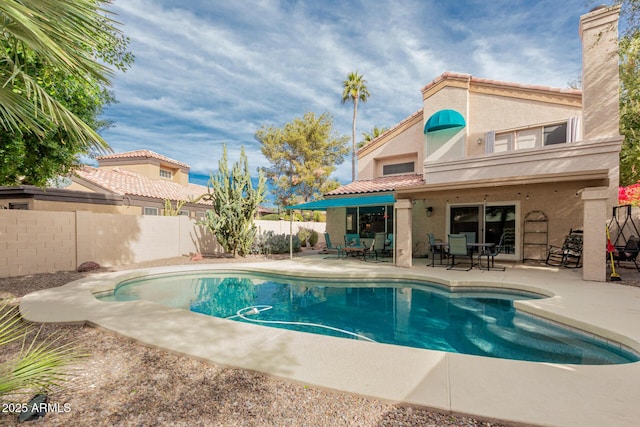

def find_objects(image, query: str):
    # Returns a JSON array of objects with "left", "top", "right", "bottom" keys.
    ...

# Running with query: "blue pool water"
[{"left": 97, "top": 272, "right": 640, "bottom": 365}]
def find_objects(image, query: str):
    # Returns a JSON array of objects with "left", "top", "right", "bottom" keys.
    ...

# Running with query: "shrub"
[
  {"left": 253, "top": 231, "right": 301, "bottom": 254},
  {"left": 308, "top": 230, "right": 319, "bottom": 247}
]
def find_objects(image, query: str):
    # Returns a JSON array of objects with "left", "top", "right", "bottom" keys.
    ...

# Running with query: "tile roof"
[
  {"left": 325, "top": 174, "right": 424, "bottom": 196},
  {"left": 421, "top": 71, "right": 582, "bottom": 96},
  {"left": 96, "top": 149, "right": 191, "bottom": 170},
  {"left": 75, "top": 166, "right": 211, "bottom": 204}
]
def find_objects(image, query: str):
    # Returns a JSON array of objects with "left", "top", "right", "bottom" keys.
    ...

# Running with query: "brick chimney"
[{"left": 579, "top": 5, "right": 621, "bottom": 140}]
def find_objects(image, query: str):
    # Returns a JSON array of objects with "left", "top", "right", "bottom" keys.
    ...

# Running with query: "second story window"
[
  {"left": 382, "top": 162, "right": 415, "bottom": 175},
  {"left": 489, "top": 118, "right": 576, "bottom": 154},
  {"left": 160, "top": 168, "right": 172, "bottom": 179}
]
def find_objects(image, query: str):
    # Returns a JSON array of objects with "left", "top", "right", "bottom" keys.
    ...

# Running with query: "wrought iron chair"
[{"left": 546, "top": 229, "right": 583, "bottom": 268}]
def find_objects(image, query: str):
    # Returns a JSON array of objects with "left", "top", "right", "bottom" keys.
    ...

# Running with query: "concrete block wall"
[
  {"left": 0, "top": 211, "right": 326, "bottom": 278},
  {"left": 0, "top": 210, "right": 76, "bottom": 277}
]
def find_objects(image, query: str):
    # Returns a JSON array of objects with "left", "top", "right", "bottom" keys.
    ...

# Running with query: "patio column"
[
  {"left": 581, "top": 187, "right": 609, "bottom": 281},
  {"left": 394, "top": 199, "right": 412, "bottom": 268}
]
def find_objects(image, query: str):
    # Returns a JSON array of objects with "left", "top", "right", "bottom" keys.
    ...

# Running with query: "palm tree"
[
  {"left": 341, "top": 71, "right": 370, "bottom": 181},
  {"left": 0, "top": 0, "right": 117, "bottom": 153},
  {"left": 359, "top": 125, "right": 389, "bottom": 149}
]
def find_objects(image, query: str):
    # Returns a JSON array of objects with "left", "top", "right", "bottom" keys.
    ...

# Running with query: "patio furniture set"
[
  {"left": 324, "top": 232, "right": 393, "bottom": 262},
  {"left": 428, "top": 233, "right": 504, "bottom": 271}
]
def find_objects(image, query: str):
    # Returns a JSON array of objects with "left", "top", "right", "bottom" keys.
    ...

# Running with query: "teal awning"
[
  {"left": 285, "top": 194, "right": 395, "bottom": 211},
  {"left": 424, "top": 109, "right": 466, "bottom": 133}
]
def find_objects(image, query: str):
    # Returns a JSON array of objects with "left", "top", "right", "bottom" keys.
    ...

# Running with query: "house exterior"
[
  {"left": 318, "top": 5, "right": 622, "bottom": 281},
  {"left": 0, "top": 150, "right": 212, "bottom": 217}
]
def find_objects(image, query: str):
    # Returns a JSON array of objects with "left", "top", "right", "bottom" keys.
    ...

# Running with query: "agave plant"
[{"left": 0, "top": 302, "right": 85, "bottom": 399}]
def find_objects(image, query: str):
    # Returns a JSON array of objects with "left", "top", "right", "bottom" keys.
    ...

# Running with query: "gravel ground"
[{"left": 1, "top": 254, "right": 637, "bottom": 427}]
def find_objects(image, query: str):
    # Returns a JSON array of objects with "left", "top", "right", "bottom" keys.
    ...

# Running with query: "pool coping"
[{"left": 19, "top": 258, "right": 640, "bottom": 427}]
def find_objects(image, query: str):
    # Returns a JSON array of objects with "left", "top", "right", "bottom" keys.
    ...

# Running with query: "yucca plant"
[{"left": 0, "top": 302, "right": 85, "bottom": 400}]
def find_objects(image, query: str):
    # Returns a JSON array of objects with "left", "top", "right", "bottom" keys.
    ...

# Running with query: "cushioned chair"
[
  {"left": 613, "top": 235, "right": 640, "bottom": 272},
  {"left": 323, "top": 233, "right": 343, "bottom": 259},
  {"left": 447, "top": 233, "right": 474, "bottom": 270},
  {"left": 383, "top": 233, "right": 394, "bottom": 256}
]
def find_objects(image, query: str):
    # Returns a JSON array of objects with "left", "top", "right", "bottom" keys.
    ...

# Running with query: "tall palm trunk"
[{"left": 351, "top": 97, "right": 358, "bottom": 181}]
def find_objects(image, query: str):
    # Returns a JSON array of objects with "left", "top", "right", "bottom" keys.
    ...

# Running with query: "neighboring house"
[
  {"left": 0, "top": 149, "right": 212, "bottom": 217},
  {"left": 291, "top": 6, "right": 622, "bottom": 280}
]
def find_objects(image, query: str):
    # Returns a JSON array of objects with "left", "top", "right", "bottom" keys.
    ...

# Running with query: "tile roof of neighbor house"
[
  {"left": 325, "top": 174, "right": 425, "bottom": 196},
  {"left": 96, "top": 149, "right": 191, "bottom": 170},
  {"left": 75, "top": 166, "right": 211, "bottom": 203}
]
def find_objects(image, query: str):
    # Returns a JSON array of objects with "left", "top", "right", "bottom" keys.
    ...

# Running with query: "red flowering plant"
[{"left": 619, "top": 183, "right": 640, "bottom": 206}]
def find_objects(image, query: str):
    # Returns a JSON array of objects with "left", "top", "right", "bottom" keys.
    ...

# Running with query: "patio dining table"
[{"left": 430, "top": 242, "right": 498, "bottom": 270}]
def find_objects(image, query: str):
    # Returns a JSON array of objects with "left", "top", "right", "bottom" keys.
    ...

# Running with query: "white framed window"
[
  {"left": 490, "top": 119, "right": 572, "bottom": 154},
  {"left": 159, "top": 168, "right": 172, "bottom": 179},
  {"left": 144, "top": 207, "right": 159, "bottom": 215},
  {"left": 178, "top": 210, "right": 190, "bottom": 216}
]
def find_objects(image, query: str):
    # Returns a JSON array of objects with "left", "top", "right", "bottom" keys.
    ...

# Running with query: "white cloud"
[{"left": 103, "top": 0, "right": 587, "bottom": 186}]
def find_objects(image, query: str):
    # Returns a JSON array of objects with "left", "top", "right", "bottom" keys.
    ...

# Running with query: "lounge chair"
[
  {"left": 613, "top": 235, "right": 640, "bottom": 272},
  {"left": 447, "top": 233, "right": 475, "bottom": 270},
  {"left": 323, "top": 233, "right": 344, "bottom": 259},
  {"left": 546, "top": 229, "right": 583, "bottom": 268}
]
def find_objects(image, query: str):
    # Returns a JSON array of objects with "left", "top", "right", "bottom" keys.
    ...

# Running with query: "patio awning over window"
[
  {"left": 424, "top": 109, "right": 466, "bottom": 133},
  {"left": 284, "top": 194, "right": 395, "bottom": 211}
]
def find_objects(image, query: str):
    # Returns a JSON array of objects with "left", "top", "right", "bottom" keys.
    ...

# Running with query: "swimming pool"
[{"left": 97, "top": 271, "right": 639, "bottom": 365}]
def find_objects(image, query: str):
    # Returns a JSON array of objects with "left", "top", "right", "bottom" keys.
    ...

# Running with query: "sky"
[{"left": 100, "top": 0, "right": 591, "bottom": 186}]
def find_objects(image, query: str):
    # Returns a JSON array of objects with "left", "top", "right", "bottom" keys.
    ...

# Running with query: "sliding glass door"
[{"left": 449, "top": 203, "right": 518, "bottom": 258}]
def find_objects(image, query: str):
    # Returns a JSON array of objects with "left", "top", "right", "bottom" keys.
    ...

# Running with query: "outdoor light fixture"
[
  {"left": 477, "top": 137, "right": 483, "bottom": 144},
  {"left": 426, "top": 206, "right": 433, "bottom": 217}
]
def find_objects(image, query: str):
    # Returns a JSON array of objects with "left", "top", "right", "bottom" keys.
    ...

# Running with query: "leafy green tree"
[
  {"left": 256, "top": 111, "right": 349, "bottom": 207},
  {"left": 341, "top": 71, "right": 370, "bottom": 181},
  {"left": 0, "top": 0, "right": 133, "bottom": 186},
  {"left": 358, "top": 125, "right": 389, "bottom": 149},
  {"left": 619, "top": 32, "right": 640, "bottom": 185},
  {"left": 200, "top": 145, "right": 266, "bottom": 257}
]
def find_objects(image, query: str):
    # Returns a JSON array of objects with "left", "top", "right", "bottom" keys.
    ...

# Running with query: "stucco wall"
[
  {"left": 408, "top": 181, "right": 595, "bottom": 260},
  {"left": 358, "top": 116, "right": 424, "bottom": 180}
]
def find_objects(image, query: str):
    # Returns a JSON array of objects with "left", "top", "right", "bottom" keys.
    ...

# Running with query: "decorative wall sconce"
[
  {"left": 477, "top": 137, "right": 483, "bottom": 144},
  {"left": 426, "top": 206, "right": 433, "bottom": 217}
]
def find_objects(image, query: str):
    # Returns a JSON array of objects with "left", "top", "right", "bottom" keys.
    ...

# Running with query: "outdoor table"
[{"left": 429, "top": 242, "right": 497, "bottom": 270}]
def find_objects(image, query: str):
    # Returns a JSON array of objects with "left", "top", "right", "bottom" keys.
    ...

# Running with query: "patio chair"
[
  {"left": 613, "top": 235, "right": 640, "bottom": 272},
  {"left": 546, "top": 229, "right": 583, "bottom": 268},
  {"left": 323, "top": 233, "right": 344, "bottom": 259},
  {"left": 447, "top": 233, "right": 475, "bottom": 270},
  {"left": 383, "top": 233, "right": 394, "bottom": 256},
  {"left": 478, "top": 233, "right": 506, "bottom": 271},
  {"left": 372, "top": 232, "right": 389, "bottom": 261},
  {"left": 428, "top": 233, "right": 447, "bottom": 266}
]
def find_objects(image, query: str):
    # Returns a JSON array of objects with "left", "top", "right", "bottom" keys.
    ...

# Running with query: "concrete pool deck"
[{"left": 19, "top": 257, "right": 640, "bottom": 427}]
